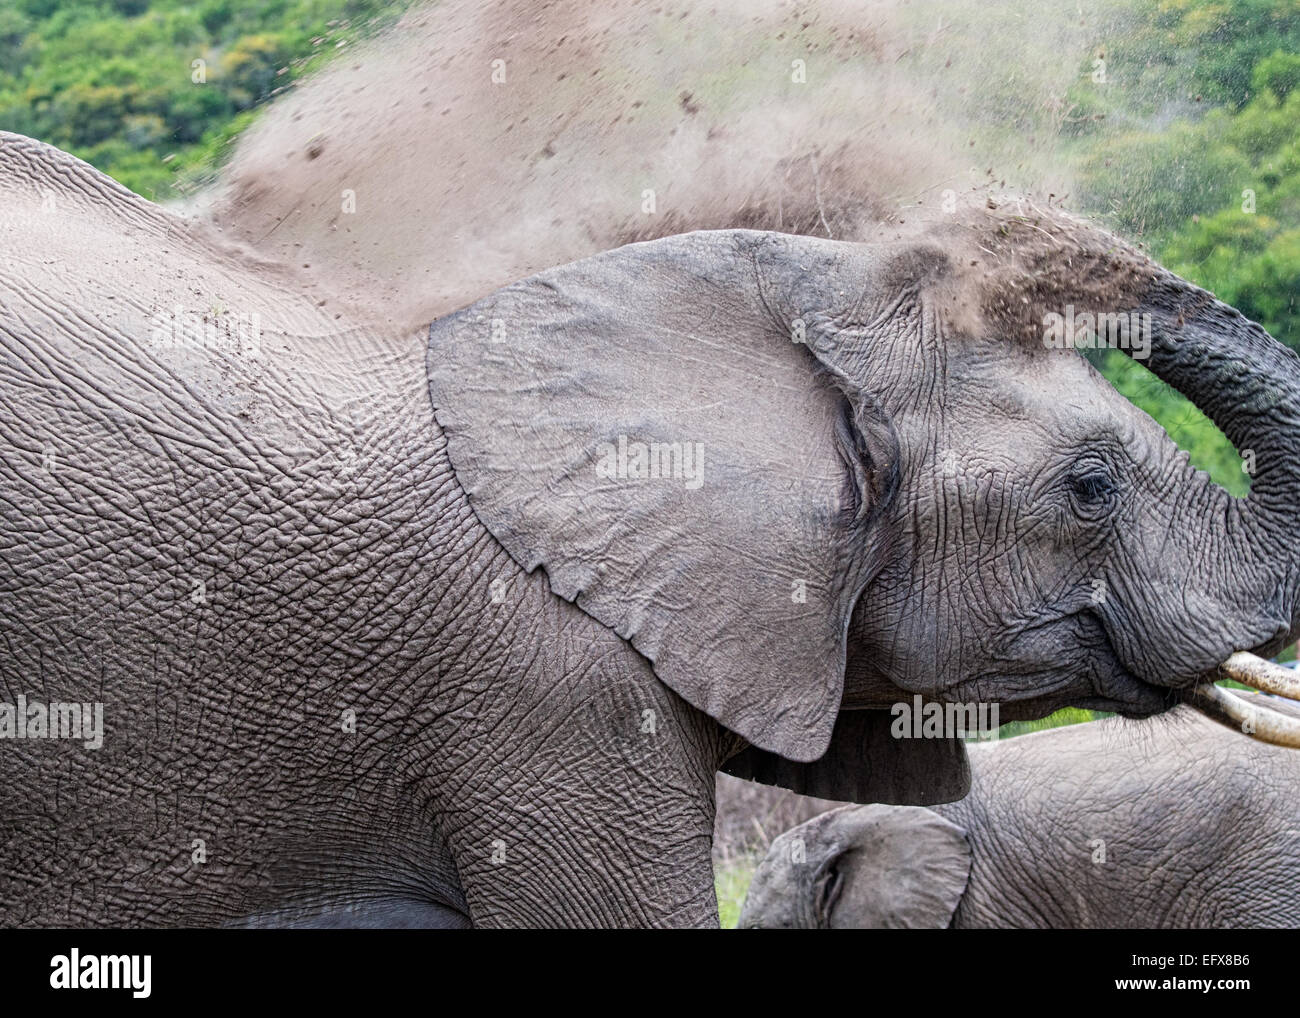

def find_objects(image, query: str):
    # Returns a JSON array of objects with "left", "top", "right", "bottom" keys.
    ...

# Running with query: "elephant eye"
[{"left": 1069, "top": 469, "right": 1116, "bottom": 509}]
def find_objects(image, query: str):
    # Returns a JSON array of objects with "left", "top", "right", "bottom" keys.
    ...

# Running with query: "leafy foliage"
[
  {"left": 1060, "top": 0, "right": 1300, "bottom": 508},
  {"left": 715, "top": 862, "right": 754, "bottom": 929},
  {"left": 0, "top": 0, "right": 413, "bottom": 199}
]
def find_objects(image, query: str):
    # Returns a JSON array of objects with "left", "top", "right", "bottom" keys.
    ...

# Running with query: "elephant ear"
[
  {"left": 826, "top": 805, "right": 971, "bottom": 929},
  {"left": 427, "top": 229, "right": 902, "bottom": 761},
  {"left": 741, "top": 804, "right": 971, "bottom": 929}
]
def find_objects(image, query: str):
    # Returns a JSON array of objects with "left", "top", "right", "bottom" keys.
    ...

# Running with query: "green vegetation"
[
  {"left": 3, "top": 1, "right": 1293, "bottom": 476},
  {"left": 997, "top": 706, "right": 1103, "bottom": 740},
  {"left": 1070, "top": 0, "right": 1300, "bottom": 360},
  {"left": 1048, "top": 0, "right": 1297, "bottom": 507},
  {"left": 0, "top": 0, "right": 413, "bottom": 200},
  {"left": 715, "top": 861, "right": 754, "bottom": 929}
]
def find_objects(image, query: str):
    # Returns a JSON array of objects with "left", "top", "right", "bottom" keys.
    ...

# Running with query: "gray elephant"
[
  {"left": 4, "top": 131, "right": 1300, "bottom": 929},
  {"left": 739, "top": 709, "right": 1300, "bottom": 928}
]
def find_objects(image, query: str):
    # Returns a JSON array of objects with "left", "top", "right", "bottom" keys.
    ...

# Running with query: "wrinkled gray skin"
[
  {"left": 3, "top": 134, "right": 1300, "bottom": 928},
  {"left": 740, "top": 710, "right": 1300, "bottom": 929}
]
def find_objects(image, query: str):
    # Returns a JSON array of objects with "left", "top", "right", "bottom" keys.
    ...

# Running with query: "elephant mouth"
[
  {"left": 956, "top": 650, "right": 1300, "bottom": 748},
  {"left": 946, "top": 663, "right": 1172, "bottom": 722},
  {"left": 950, "top": 611, "right": 1176, "bottom": 720},
  {"left": 1076, "top": 609, "right": 1300, "bottom": 747}
]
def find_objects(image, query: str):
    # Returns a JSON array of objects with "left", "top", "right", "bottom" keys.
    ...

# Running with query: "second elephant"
[{"left": 739, "top": 708, "right": 1300, "bottom": 928}]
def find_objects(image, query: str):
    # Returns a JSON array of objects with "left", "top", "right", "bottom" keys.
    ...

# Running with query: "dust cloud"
[{"left": 202, "top": 0, "right": 1134, "bottom": 333}]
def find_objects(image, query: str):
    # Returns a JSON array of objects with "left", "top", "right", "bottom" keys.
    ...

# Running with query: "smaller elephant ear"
[
  {"left": 756, "top": 804, "right": 971, "bottom": 929},
  {"left": 824, "top": 805, "right": 971, "bottom": 928},
  {"left": 427, "top": 230, "right": 899, "bottom": 761}
]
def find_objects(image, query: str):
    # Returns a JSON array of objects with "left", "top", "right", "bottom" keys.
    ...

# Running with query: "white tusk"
[
  {"left": 1189, "top": 681, "right": 1300, "bottom": 749},
  {"left": 1219, "top": 651, "right": 1300, "bottom": 700}
]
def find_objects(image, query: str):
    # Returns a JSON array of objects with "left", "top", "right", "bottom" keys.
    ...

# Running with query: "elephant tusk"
[
  {"left": 1188, "top": 680, "right": 1300, "bottom": 749},
  {"left": 1218, "top": 650, "right": 1300, "bottom": 700}
]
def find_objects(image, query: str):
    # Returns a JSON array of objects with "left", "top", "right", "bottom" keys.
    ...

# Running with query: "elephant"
[
  {"left": 738, "top": 707, "right": 1300, "bottom": 928},
  {"left": 4, "top": 130, "right": 1300, "bottom": 928}
]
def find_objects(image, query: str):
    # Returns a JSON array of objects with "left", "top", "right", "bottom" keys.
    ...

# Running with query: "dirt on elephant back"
[{"left": 199, "top": 0, "right": 1132, "bottom": 335}]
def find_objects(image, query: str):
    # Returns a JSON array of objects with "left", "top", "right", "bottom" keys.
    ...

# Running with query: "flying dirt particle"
[{"left": 202, "top": 0, "right": 1112, "bottom": 332}]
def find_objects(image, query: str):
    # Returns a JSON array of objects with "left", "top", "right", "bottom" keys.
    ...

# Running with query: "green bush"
[
  {"left": 1071, "top": 1, "right": 1300, "bottom": 358},
  {"left": 1252, "top": 49, "right": 1300, "bottom": 101},
  {"left": 997, "top": 707, "right": 1104, "bottom": 740},
  {"left": 221, "top": 33, "right": 289, "bottom": 109},
  {"left": 0, "top": 0, "right": 414, "bottom": 198},
  {"left": 1076, "top": 120, "right": 1253, "bottom": 238}
]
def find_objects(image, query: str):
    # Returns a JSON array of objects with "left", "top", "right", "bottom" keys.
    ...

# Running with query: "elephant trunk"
[
  {"left": 1130, "top": 271, "right": 1300, "bottom": 746},
  {"left": 1140, "top": 272, "right": 1300, "bottom": 520}
]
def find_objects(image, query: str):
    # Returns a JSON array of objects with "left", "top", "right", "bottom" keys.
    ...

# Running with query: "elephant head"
[
  {"left": 427, "top": 212, "right": 1300, "bottom": 803},
  {"left": 737, "top": 804, "right": 972, "bottom": 929}
]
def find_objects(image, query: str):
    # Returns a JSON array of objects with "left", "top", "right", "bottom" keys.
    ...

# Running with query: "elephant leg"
[{"left": 431, "top": 652, "right": 725, "bottom": 928}]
